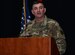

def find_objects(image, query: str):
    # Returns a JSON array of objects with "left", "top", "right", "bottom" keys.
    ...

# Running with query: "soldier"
[{"left": 20, "top": 1, "right": 66, "bottom": 55}]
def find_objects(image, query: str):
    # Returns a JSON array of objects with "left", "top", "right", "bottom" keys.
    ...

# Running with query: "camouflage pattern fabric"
[{"left": 20, "top": 16, "right": 66, "bottom": 55}]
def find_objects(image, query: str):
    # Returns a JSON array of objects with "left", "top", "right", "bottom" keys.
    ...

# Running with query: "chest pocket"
[{"left": 31, "top": 23, "right": 49, "bottom": 36}]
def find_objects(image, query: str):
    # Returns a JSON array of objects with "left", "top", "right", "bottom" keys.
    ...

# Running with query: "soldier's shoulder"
[
  {"left": 47, "top": 18, "right": 59, "bottom": 25},
  {"left": 27, "top": 20, "right": 34, "bottom": 28},
  {"left": 27, "top": 20, "right": 34, "bottom": 25}
]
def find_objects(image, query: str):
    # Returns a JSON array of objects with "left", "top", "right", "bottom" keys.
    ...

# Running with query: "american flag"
[{"left": 20, "top": 0, "right": 31, "bottom": 34}]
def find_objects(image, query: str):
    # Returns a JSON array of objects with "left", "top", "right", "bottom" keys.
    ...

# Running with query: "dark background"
[{"left": 2, "top": 0, "right": 75, "bottom": 55}]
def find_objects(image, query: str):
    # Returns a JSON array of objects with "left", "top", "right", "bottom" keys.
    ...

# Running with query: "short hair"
[{"left": 31, "top": 0, "right": 46, "bottom": 9}]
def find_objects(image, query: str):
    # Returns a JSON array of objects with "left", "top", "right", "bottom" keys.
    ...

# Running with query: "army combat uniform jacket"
[{"left": 20, "top": 15, "right": 66, "bottom": 55}]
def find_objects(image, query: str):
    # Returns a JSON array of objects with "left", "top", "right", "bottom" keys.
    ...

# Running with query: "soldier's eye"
[
  {"left": 33, "top": 7, "right": 37, "bottom": 10},
  {"left": 39, "top": 6, "right": 43, "bottom": 9}
]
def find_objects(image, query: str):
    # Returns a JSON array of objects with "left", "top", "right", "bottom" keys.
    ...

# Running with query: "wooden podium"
[{"left": 0, "top": 37, "right": 60, "bottom": 55}]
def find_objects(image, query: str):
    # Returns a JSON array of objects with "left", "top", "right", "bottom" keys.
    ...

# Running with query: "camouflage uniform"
[{"left": 20, "top": 15, "right": 66, "bottom": 55}]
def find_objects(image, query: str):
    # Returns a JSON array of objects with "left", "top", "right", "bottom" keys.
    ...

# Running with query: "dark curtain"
[{"left": 2, "top": 0, "right": 23, "bottom": 37}]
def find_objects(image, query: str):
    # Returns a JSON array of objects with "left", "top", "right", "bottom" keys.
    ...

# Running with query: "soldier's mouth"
[{"left": 37, "top": 13, "right": 41, "bottom": 14}]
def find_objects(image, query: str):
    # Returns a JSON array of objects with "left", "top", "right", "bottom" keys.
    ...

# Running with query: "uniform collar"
[{"left": 32, "top": 15, "right": 48, "bottom": 26}]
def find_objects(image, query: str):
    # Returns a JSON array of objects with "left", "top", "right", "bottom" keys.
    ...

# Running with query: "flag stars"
[{"left": 21, "top": 27, "right": 24, "bottom": 30}]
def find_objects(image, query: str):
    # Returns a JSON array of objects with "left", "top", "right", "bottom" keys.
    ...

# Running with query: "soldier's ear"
[
  {"left": 44, "top": 8, "right": 46, "bottom": 13},
  {"left": 31, "top": 9, "right": 34, "bottom": 15}
]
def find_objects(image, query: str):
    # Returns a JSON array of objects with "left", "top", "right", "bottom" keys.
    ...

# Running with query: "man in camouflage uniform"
[{"left": 20, "top": 1, "right": 66, "bottom": 55}]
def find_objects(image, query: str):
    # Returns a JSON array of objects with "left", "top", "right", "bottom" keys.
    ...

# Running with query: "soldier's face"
[{"left": 31, "top": 3, "right": 46, "bottom": 18}]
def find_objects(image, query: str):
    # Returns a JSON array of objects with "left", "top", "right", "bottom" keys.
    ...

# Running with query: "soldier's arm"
[{"left": 50, "top": 20, "right": 66, "bottom": 55}]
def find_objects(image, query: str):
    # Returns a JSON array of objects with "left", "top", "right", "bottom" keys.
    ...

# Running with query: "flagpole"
[{"left": 23, "top": 0, "right": 26, "bottom": 34}]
